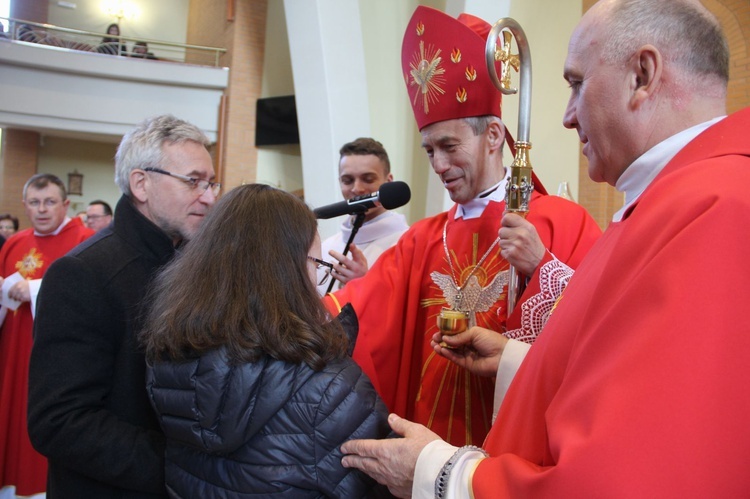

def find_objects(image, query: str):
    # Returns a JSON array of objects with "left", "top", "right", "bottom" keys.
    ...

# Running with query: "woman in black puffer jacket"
[{"left": 141, "top": 184, "right": 393, "bottom": 498}]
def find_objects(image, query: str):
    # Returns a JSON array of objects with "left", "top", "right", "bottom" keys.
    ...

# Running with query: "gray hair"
[
  {"left": 601, "top": 0, "right": 728, "bottom": 85},
  {"left": 463, "top": 115, "right": 502, "bottom": 136},
  {"left": 114, "top": 115, "right": 211, "bottom": 195}
]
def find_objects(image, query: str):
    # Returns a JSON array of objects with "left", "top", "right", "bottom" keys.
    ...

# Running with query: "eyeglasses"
[
  {"left": 307, "top": 256, "right": 334, "bottom": 286},
  {"left": 143, "top": 167, "right": 221, "bottom": 196},
  {"left": 86, "top": 214, "right": 108, "bottom": 220}
]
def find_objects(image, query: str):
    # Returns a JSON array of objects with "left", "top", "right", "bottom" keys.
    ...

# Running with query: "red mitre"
[
  {"left": 401, "top": 6, "right": 502, "bottom": 131},
  {"left": 401, "top": 6, "right": 548, "bottom": 195}
]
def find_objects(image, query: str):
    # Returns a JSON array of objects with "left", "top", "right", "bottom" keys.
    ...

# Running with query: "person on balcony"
[
  {"left": 97, "top": 23, "right": 127, "bottom": 56},
  {"left": 131, "top": 41, "right": 157, "bottom": 60}
]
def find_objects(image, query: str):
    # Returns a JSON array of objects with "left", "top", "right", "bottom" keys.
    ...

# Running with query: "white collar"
[
  {"left": 454, "top": 177, "right": 508, "bottom": 220},
  {"left": 33, "top": 217, "right": 72, "bottom": 237},
  {"left": 613, "top": 117, "right": 725, "bottom": 222}
]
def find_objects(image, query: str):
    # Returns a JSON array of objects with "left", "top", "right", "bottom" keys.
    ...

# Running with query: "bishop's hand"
[
  {"left": 431, "top": 326, "right": 507, "bottom": 378},
  {"left": 499, "top": 213, "right": 545, "bottom": 276}
]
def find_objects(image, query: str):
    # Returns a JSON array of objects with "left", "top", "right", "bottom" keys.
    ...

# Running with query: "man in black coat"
[{"left": 28, "top": 114, "right": 220, "bottom": 498}]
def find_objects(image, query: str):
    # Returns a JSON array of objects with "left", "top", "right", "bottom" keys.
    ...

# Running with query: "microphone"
[{"left": 314, "top": 181, "right": 411, "bottom": 220}]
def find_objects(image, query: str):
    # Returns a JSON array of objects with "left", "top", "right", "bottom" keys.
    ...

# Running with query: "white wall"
[
  {"left": 505, "top": 0, "right": 582, "bottom": 200},
  {"left": 257, "top": 0, "right": 443, "bottom": 231},
  {"left": 0, "top": 41, "right": 228, "bottom": 141},
  {"left": 255, "top": 0, "right": 302, "bottom": 193},
  {"left": 360, "top": 0, "right": 439, "bottom": 224}
]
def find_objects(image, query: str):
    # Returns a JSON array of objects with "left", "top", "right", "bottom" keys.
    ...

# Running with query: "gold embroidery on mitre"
[
  {"left": 465, "top": 65, "right": 477, "bottom": 81},
  {"left": 456, "top": 87, "right": 467, "bottom": 103},
  {"left": 16, "top": 248, "right": 44, "bottom": 279},
  {"left": 450, "top": 47, "right": 461, "bottom": 63},
  {"left": 416, "top": 21, "right": 425, "bottom": 36},
  {"left": 409, "top": 40, "right": 446, "bottom": 115}
]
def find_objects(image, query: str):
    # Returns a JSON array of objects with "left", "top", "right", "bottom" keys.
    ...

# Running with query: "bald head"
[
  {"left": 590, "top": 0, "right": 728, "bottom": 88},
  {"left": 563, "top": 0, "right": 728, "bottom": 185}
]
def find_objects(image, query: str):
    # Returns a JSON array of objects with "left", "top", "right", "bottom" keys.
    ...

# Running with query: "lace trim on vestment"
[{"left": 505, "top": 258, "right": 574, "bottom": 343}]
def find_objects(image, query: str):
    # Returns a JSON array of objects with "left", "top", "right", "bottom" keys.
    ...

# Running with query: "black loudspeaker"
[{"left": 255, "top": 95, "right": 300, "bottom": 146}]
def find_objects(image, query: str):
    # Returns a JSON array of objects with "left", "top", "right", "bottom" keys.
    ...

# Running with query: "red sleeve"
[{"left": 323, "top": 222, "right": 428, "bottom": 413}]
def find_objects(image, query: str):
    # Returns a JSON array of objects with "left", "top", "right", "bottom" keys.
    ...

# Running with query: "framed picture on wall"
[{"left": 68, "top": 170, "right": 83, "bottom": 196}]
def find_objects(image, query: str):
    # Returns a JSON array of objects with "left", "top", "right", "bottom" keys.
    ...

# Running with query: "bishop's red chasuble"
[
  {"left": 0, "top": 219, "right": 93, "bottom": 495},
  {"left": 473, "top": 107, "right": 750, "bottom": 496},
  {"left": 325, "top": 194, "right": 601, "bottom": 446}
]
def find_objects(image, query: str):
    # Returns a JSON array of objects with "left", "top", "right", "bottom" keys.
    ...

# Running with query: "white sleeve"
[
  {"left": 29, "top": 278, "right": 42, "bottom": 319},
  {"left": 413, "top": 440, "right": 486, "bottom": 499},
  {"left": 493, "top": 339, "right": 532, "bottom": 420}
]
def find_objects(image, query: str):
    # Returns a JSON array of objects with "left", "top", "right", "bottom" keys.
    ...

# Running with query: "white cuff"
[
  {"left": 413, "top": 440, "right": 457, "bottom": 499},
  {"left": 28, "top": 278, "right": 42, "bottom": 319},
  {"left": 493, "top": 339, "right": 532, "bottom": 420},
  {"left": 413, "top": 440, "right": 486, "bottom": 499}
]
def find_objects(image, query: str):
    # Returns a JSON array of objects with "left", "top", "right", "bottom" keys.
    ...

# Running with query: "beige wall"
[{"left": 36, "top": 137, "right": 120, "bottom": 219}]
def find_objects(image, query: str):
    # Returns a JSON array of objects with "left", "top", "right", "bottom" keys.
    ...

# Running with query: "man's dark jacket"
[{"left": 28, "top": 195, "right": 173, "bottom": 498}]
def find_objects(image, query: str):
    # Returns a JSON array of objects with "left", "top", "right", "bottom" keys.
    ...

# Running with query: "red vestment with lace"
[{"left": 325, "top": 194, "right": 600, "bottom": 446}]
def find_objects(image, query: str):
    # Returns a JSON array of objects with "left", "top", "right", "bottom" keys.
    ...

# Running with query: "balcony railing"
[{"left": 0, "top": 17, "right": 226, "bottom": 67}]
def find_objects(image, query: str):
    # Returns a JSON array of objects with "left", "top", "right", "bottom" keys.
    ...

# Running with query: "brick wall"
[
  {"left": 705, "top": 0, "right": 750, "bottom": 114},
  {"left": 576, "top": 0, "right": 749, "bottom": 229},
  {"left": 187, "top": 0, "right": 268, "bottom": 189},
  {"left": 1, "top": 130, "right": 40, "bottom": 231}
]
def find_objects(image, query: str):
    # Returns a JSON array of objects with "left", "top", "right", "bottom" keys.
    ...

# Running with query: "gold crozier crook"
[{"left": 485, "top": 18, "right": 533, "bottom": 315}]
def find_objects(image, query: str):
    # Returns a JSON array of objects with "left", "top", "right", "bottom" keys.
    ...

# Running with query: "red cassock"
[
  {"left": 473, "top": 107, "right": 750, "bottom": 496},
  {"left": 325, "top": 194, "right": 601, "bottom": 446},
  {"left": 0, "top": 219, "right": 93, "bottom": 496}
]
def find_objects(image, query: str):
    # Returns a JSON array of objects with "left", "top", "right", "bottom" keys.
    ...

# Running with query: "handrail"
[{"left": 1, "top": 16, "right": 227, "bottom": 67}]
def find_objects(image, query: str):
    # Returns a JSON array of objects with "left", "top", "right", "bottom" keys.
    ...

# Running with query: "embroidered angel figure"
[{"left": 430, "top": 270, "right": 510, "bottom": 328}]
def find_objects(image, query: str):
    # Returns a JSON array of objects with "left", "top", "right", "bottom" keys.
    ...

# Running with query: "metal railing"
[{"left": 0, "top": 17, "right": 227, "bottom": 67}]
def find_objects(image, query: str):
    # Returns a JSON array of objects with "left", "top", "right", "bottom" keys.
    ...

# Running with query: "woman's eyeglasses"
[{"left": 307, "top": 256, "right": 334, "bottom": 286}]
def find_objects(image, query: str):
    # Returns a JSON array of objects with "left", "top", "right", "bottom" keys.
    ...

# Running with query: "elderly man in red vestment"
[
  {"left": 341, "top": 0, "right": 750, "bottom": 497},
  {"left": 0, "top": 174, "right": 94, "bottom": 497},
  {"left": 324, "top": 5, "right": 601, "bottom": 449}
]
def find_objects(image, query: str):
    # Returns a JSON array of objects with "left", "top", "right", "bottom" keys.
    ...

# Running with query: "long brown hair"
[{"left": 140, "top": 183, "right": 348, "bottom": 370}]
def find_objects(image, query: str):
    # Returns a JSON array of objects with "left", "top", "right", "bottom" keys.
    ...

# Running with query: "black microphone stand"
[{"left": 325, "top": 211, "right": 366, "bottom": 294}]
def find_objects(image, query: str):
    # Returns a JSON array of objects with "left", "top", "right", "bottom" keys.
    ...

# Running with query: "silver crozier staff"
[{"left": 486, "top": 18, "right": 534, "bottom": 314}]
